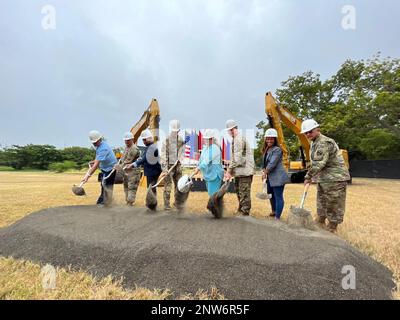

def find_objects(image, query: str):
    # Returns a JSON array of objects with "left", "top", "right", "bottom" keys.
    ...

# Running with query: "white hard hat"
[
  {"left": 177, "top": 174, "right": 193, "bottom": 193},
  {"left": 169, "top": 119, "right": 180, "bottom": 132},
  {"left": 264, "top": 128, "right": 278, "bottom": 138},
  {"left": 203, "top": 129, "right": 215, "bottom": 139},
  {"left": 140, "top": 129, "right": 153, "bottom": 140},
  {"left": 89, "top": 130, "right": 103, "bottom": 143},
  {"left": 301, "top": 119, "right": 320, "bottom": 134},
  {"left": 225, "top": 119, "right": 237, "bottom": 130},
  {"left": 124, "top": 132, "right": 134, "bottom": 141}
]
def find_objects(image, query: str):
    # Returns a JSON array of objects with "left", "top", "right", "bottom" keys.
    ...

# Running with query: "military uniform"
[
  {"left": 305, "top": 134, "right": 350, "bottom": 226},
  {"left": 228, "top": 134, "right": 255, "bottom": 215},
  {"left": 160, "top": 134, "right": 185, "bottom": 209},
  {"left": 119, "top": 144, "right": 141, "bottom": 205}
]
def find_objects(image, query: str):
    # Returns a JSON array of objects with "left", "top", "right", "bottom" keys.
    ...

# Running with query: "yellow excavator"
[
  {"left": 129, "top": 98, "right": 161, "bottom": 187},
  {"left": 113, "top": 98, "right": 160, "bottom": 159},
  {"left": 265, "top": 92, "right": 349, "bottom": 183},
  {"left": 110, "top": 98, "right": 160, "bottom": 185},
  {"left": 130, "top": 98, "right": 160, "bottom": 143}
]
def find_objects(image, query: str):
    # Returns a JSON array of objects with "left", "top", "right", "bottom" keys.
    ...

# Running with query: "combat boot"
[
  {"left": 314, "top": 216, "right": 326, "bottom": 228},
  {"left": 327, "top": 221, "right": 338, "bottom": 233}
]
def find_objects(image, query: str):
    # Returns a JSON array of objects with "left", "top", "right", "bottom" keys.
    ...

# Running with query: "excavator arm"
[
  {"left": 130, "top": 98, "right": 160, "bottom": 143},
  {"left": 265, "top": 91, "right": 349, "bottom": 182},
  {"left": 265, "top": 92, "right": 310, "bottom": 170}
]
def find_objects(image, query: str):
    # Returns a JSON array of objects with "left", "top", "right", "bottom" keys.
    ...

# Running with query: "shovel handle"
[
  {"left": 300, "top": 183, "right": 310, "bottom": 209},
  {"left": 152, "top": 160, "right": 179, "bottom": 189}
]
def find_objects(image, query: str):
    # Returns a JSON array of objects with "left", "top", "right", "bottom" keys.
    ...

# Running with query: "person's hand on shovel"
[
  {"left": 224, "top": 171, "right": 232, "bottom": 181},
  {"left": 123, "top": 162, "right": 137, "bottom": 171},
  {"left": 81, "top": 173, "right": 91, "bottom": 184},
  {"left": 262, "top": 168, "right": 268, "bottom": 181}
]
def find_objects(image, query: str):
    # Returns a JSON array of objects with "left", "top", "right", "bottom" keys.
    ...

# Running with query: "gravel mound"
[{"left": 0, "top": 205, "right": 395, "bottom": 299}]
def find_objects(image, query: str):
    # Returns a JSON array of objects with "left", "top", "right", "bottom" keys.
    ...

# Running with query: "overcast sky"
[{"left": 1, "top": 0, "right": 399, "bottom": 149}]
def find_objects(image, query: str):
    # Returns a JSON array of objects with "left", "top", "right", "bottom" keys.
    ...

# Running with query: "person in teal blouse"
[{"left": 193, "top": 129, "right": 224, "bottom": 196}]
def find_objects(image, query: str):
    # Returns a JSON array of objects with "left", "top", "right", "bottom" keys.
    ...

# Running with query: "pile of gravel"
[{"left": 0, "top": 205, "right": 395, "bottom": 299}]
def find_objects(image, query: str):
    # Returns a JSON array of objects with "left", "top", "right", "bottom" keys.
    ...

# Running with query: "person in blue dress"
[{"left": 193, "top": 129, "right": 224, "bottom": 196}]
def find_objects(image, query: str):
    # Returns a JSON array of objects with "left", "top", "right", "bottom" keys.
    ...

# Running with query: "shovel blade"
[
  {"left": 145, "top": 185, "right": 157, "bottom": 211},
  {"left": 72, "top": 185, "right": 86, "bottom": 196}
]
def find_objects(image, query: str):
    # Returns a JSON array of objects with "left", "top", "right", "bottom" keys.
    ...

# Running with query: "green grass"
[{"left": 0, "top": 166, "right": 15, "bottom": 171}]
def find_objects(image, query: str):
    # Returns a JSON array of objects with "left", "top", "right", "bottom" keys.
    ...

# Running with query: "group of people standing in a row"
[{"left": 81, "top": 118, "right": 350, "bottom": 233}]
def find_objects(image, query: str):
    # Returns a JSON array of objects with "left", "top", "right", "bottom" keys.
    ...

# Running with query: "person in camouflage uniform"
[
  {"left": 118, "top": 132, "right": 141, "bottom": 206},
  {"left": 224, "top": 119, "right": 255, "bottom": 216},
  {"left": 302, "top": 119, "right": 351, "bottom": 233},
  {"left": 160, "top": 120, "right": 186, "bottom": 210}
]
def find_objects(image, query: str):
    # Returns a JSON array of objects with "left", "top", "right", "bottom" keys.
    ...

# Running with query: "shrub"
[{"left": 49, "top": 161, "right": 78, "bottom": 173}]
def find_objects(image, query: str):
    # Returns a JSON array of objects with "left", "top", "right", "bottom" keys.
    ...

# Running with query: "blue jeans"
[{"left": 267, "top": 180, "right": 285, "bottom": 219}]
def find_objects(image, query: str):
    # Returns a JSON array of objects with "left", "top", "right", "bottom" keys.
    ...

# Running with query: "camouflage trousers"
[
  {"left": 317, "top": 181, "right": 347, "bottom": 224},
  {"left": 123, "top": 168, "right": 141, "bottom": 205},
  {"left": 234, "top": 175, "right": 253, "bottom": 215},
  {"left": 163, "top": 165, "right": 183, "bottom": 207}
]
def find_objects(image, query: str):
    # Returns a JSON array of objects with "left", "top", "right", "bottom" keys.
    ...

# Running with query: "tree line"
[
  {"left": 0, "top": 145, "right": 95, "bottom": 172},
  {"left": 254, "top": 54, "right": 400, "bottom": 165}
]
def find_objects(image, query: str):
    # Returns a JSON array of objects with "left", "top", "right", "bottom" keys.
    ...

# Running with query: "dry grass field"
[{"left": 0, "top": 171, "right": 399, "bottom": 299}]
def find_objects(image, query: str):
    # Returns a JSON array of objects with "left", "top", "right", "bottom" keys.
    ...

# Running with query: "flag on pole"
[
  {"left": 222, "top": 138, "right": 226, "bottom": 161},
  {"left": 198, "top": 130, "right": 203, "bottom": 152},
  {"left": 190, "top": 130, "right": 196, "bottom": 159},
  {"left": 226, "top": 140, "right": 231, "bottom": 160},
  {"left": 184, "top": 144, "right": 191, "bottom": 158}
]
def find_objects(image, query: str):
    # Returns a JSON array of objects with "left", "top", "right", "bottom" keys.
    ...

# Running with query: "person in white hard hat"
[
  {"left": 159, "top": 120, "right": 186, "bottom": 210},
  {"left": 224, "top": 120, "right": 255, "bottom": 216},
  {"left": 193, "top": 129, "right": 224, "bottom": 196},
  {"left": 301, "top": 119, "right": 350, "bottom": 232},
  {"left": 117, "top": 132, "right": 141, "bottom": 206},
  {"left": 262, "top": 128, "right": 289, "bottom": 219},
  {"left": 82, "top": 130, "right": 118, "bottom": 206},
  {"left": 126, "top": 129, "right": 162, "bottom": 193}
]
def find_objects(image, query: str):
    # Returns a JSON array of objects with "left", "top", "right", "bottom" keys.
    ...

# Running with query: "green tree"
[
  {"left": 61, "top": 147, "right": 95, "bottom": 168},
  {"left": 1, "top": 145, "right": 62, "bottom": 170},
  {"left": 359, "top": 129, "right": 400, "bottom": 160},
  {"left": 49, "top": 160, "right": 78, "bottom": 173},
  {"left": 269, "top": 54, "right": 400, "bottom": 160}
]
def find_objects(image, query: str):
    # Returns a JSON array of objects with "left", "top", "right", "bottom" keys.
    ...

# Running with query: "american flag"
[{"left": 184, "top": 144, "right": 191, "bottom": 158}]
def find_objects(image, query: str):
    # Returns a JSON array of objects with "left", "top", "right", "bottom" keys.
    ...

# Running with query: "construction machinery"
[
  {"left": 265, "top": 92, "right": 349, "bottom": 183},
  {"left": 99, "top": 98, "right": 160, "bottom": 185},
  {"left": 130, "top": 98, "right": 160, "bottom": 143},
  {"left": 130, "top": 98, "right": 161, "bottom": 187}
]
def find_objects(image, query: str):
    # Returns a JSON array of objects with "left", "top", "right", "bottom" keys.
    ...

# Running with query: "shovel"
[
  {"left": 288, "top": 183, "right": 316, "bottom": 230},
  {"left": 72, "top": 163, "right": 92, "bottom": 196},
  {"left": 256, "top": 179, "right": 272, "bottom": 200},
  {"left": 206, "top": 179, "right": 231, "bottom": 219},
  {"left": 145, "top": 160, "right": 179, "bottom": 211},
  {"left": 175, "top": 172, "right": 196, "bottom": 211}
]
